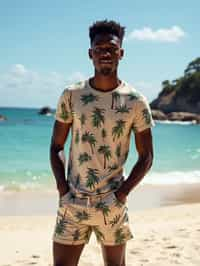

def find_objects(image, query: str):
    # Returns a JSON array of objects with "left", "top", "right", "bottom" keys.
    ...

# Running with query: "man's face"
[{"left": 89, "top": 34, "right": 124, "bottom": 76}]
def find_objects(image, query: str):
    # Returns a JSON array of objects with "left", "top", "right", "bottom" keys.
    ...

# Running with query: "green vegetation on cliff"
[{"left": 151, "top": 58, "right": 200, "bottom": 113}]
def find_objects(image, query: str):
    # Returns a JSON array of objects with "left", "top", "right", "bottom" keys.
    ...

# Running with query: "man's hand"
[
  {"left": 114, "top": 190, "right": 127, "bottom": 204},
  {"left": 57, "top": 180, "right": 69, "bottom": 198}
]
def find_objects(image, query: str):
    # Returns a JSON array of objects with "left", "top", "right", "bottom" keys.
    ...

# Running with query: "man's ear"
[
  {"left": 88, "top": 48, "right": 93, "bottom": 59},
  {"left": 119, "top": 48, "right": 124, "bottom": 60}
]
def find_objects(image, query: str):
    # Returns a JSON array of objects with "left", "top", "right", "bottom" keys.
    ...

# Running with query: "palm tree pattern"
[
  {"left": 112, "top": 120, "right": 126, "bottom": 141},
  {"left": 91, "top": 107, "right": 105, "bottom": 128},
  {"left": 122, "top": 212, "right": 129, "bottom": 223},
  {"left": 75, "top": 129, "right": 80, "bottom": 144},
  {"left": 79, "top": 113, "right": 86, "bottom": 126},
  {"left": 115, "top": 143, "right": 121, "bottom": 158},
  {"left": 108, "top": 163, "right": 118, "bottom": 173},
  {"left": 95, "top": 201, "right": 111, "bottom": 225},
  {"left": 80, "top": 93, "right": 99, "bottom": 105},
  {"left": 98, "top": 145, "right": 112, "bottom": 169},
  {"left": 75, "top": 210, "right": 90, "bottom": 223},
  {"left": 86, "top": 168, "right": 99, "bottom": 189},
  {"left": 81, "top": 131, "right": 96, "bottom": 154},
  {"left": 128, "top": 92, "right": 140, "bottom": 101},
  {"left": 115, "top": 104, "right": 131, "bottom": 113},
  {"left": 55, "top": 209, "right": 68, "bottom": 235},
  {"left": 101, "top": 128, "right": 107, "bottom": 140},
  {"left": 84, "top": 228, "right": 92, "bottom": 242},
  {"left": 93, "top": 226, "right": 105, "bottom": 242},
  {"left": 109, "top": 214, "right": 121, "bottom": 227},
  {"left": 111, "top": 91, "right": 120, "bottom": 109},
  {"left": 78, "top": 152, "right": 92, "bottom": 165},
  {"left": 60, "top": 102, "right": 71, "bottom": 121},
  {"left": 142, "top": 108, "right": 152, "bottom": 124},
  {"left": 114, "top": 228, "right": 126, "bottom": 244},
  {"left": 72, "top": 229, "right": 80, "bottom": 241}
]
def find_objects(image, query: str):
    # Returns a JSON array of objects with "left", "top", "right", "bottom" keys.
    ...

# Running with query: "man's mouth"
[{"left": 99, "top": 60, "right": 112, "bottom": 64}]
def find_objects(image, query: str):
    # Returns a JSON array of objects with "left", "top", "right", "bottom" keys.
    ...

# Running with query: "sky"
[{"left": 0, "top": 0, "right": 199, "bottom": 108}]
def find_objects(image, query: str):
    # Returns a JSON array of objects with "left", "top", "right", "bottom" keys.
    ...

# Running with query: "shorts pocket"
[
  {"left": 59, "top": 191, "right": 70, "bottom": 207},
  {"left": 60, "top": 191, "right": 69, "bottom": 200}
]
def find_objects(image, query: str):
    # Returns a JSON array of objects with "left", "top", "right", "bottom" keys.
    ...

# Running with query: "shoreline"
[{"left": 1, "top": 183, "right": 200, "bottom": 216}]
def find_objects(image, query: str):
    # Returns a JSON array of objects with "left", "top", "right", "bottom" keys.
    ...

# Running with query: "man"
[{"left": 50, "top": 20, "right": 154, "bottom": 266}]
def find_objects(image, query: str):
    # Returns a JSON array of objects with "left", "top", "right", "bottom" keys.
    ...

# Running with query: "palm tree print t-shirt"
[{"left": 55, "top": 80, "right": 154, "bottom": 197}]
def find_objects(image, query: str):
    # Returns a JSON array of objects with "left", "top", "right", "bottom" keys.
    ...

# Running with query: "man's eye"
[
  {"left": 94, "top": 47, "right": 119, "bottom": 54},
  {"left": 94, "top": 48, "right": 101, "bottom": 53}
]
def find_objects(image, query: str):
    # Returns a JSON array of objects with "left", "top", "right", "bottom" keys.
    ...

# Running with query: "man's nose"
[
  {"left": 100, "top": 48, "right": 112, "bottom": 56},
  {"left": 100, "top": 50, "right": 112, "bottom": 58}
]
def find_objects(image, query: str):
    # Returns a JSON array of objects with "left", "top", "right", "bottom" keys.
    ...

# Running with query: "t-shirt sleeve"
[
  {"left": 55, "top": 89, "right": 73, "bottom": 124},
  {"left": 132, "top": 96, "right": 155, "bottom": 133}
]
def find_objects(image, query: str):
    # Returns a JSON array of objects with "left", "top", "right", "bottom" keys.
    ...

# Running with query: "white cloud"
[
  {"left": 127, "top": 26, "right": 186, "bottom": 42},
  {"left": 0, "top": 65, "right": 86, "bottom": 108}
]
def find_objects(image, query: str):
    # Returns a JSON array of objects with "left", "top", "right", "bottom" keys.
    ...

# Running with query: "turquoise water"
[{"left": 0, "top": 107, "right": 200, "bottom": 191}]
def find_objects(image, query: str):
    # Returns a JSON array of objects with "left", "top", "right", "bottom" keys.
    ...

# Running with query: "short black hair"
[{"left": 89, "top": 19, "right": 125, "bottom": 45}]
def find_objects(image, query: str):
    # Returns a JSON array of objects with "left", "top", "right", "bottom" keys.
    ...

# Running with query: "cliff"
[{"left": 150, "top": 58, "right": 200, "bottom": 114}]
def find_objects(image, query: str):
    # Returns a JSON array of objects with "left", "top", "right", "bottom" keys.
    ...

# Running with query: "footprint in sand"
[
  {"left": 140, "top": 259, "right": 149, "bottom": 262},
  {"left": 156, "top": 256, "right": 167, "bottom": 260},
  {"left": 178, "top": 228, "right": 186, "bottom": 232},
  {"left": 170, "top": 259, "right": 181, "bottom": 264},
  {"left": 165, "top": 245, "right": 177, "bottom": 249},
  {"left": 172, "top": 252, "right": 181, "bottom": 257},
  {"left": 160, "top": 251, "right": 167, "bottom": 255},
  {"left": 162, "top": 237, "right": 169, "bottom": 241},
  {"left": 143, "top": 238, "right": 154, "bottom": 242},
  {"left": 130, "top": 250, "right": 140, "bottom": 254}
]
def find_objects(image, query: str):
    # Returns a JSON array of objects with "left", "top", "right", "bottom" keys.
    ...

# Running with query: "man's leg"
[
  {"left": 53, "top": 242, "right": 85, "bottom": 266},
  {"left": 101, "top": 244, "right": 126, "bottom": 266}
]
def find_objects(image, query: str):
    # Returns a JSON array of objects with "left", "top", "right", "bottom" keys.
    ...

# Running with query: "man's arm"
[
  {"left": 50, "top": 120, "right": 72, "bottom": 197},
  {"left": 115, "top": 128, "right": 153, "bottom": 202}
]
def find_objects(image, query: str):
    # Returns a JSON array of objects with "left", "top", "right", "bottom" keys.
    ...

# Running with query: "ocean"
[{"left": 0, "top": 107, "right": 200, "bottom": 192}]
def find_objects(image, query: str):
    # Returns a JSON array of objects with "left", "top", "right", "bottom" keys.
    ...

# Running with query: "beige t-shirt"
[{"left": 55, "top": 80, "right": 154, "bottom": 196}]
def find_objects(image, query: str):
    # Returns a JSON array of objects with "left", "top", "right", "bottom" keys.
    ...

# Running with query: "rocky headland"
[{"left": 150, "top": 58, "right": 200, "bottom": 124}]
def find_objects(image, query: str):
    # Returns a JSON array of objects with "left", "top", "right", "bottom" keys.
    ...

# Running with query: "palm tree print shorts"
[{"left": 53, "top": 191, "right": 133, "bottom": 246}]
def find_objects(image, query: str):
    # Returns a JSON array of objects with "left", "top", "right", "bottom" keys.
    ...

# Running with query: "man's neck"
[{"left": 90, "top": 73, "right": 121, "bottom": 92}]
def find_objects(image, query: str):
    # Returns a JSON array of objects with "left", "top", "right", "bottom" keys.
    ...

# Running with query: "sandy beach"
[
  {"left": 1, "top": 184, "right": 200, "bottom": 266},
  {"left": 1, "top": 203, "right": 200, "bottom": 266}
]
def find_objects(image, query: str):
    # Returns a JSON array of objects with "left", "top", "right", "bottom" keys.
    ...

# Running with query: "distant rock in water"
[
  {"left": 0, "top": 114, "right": 7, "bottom": 121},
  {"left": 150, "top": 57, "right": 200, "bottom": 114},
  {"left": 167, "top": 112, "right": 200, "bottom": 123},
  {"left": 152, "top": 110, "right": 200, "bottom": 124},
  {"left": 38, "top": 106, "right": 53, "bottom": 116},
  {"left": 151, "top": 110, "right": 167, "bottom": 121}
]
